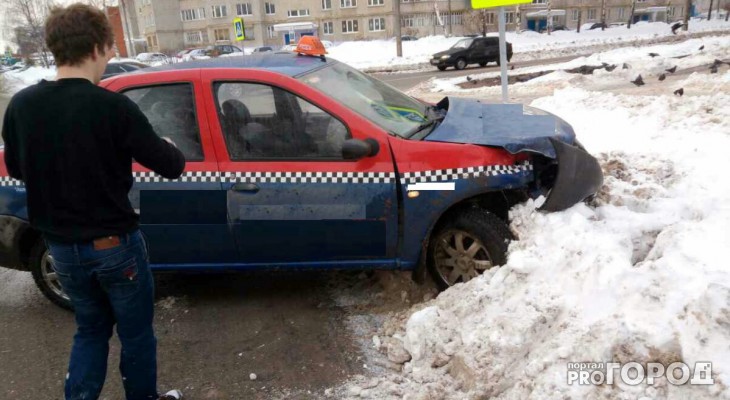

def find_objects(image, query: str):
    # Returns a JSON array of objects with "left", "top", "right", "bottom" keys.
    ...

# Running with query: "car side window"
[
  {"left": 472, "top": 39, "right": 487, "bottom": 49},
  {"left": 486, "top": 38, "right": 499, "bottom": 46},
  {"left": 122, "top": 83, "right": 204, "bottom": 161},
  {"left": 214, "top": 82, "right": 350, "bottom": 160}
]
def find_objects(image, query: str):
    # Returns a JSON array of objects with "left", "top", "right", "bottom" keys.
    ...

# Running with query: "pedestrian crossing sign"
[
  {"left": 233, "top": 18, "right": 245, "bottom": 41},
  {"left": 471, "top": 0, "right": 531, "bottom": 8}
]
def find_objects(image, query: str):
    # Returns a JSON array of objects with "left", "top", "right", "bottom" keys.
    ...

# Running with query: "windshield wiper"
[{"left": 404, "top": 105, "right": 445, "bottom": 139}]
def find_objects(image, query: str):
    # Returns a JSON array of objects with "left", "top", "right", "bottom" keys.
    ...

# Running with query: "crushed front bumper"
[{"left": 539, "top": 138, "right": 603, "bottom": 212}]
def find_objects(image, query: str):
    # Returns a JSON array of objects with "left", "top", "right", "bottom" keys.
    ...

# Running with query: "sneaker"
[{"left": 159, "top": 390, "right": 183, "bottom": 400}]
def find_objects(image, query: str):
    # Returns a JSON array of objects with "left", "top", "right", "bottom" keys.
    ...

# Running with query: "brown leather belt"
[{"left": 93, "top": 235, "right": 122, "bottom": 251}]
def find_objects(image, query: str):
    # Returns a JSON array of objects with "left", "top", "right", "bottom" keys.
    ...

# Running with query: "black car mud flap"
[{"left": 540, "top": 138, "right": 603, "bottom": 212}]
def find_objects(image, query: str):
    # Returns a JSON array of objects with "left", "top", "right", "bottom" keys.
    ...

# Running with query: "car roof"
[{"left": 143, "top": 52, "right": 335, "bottom": 77}]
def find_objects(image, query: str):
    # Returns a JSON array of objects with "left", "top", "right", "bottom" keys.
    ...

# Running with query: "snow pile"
[
  {"left": 428, "top": 35, "right": 730, "bottom": 95},
  {"left": 1, "top": 66, "right": 56, "bottom": 94},
  {"left": 327, "top": 19, "right": 730, "bottom": 71},
  {"left": 343, "top": 72, "right": 730, "bottom": 399}
]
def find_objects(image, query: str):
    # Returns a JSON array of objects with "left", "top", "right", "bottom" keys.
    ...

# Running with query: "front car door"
[
  {"left": 104, "top": 71, "right": 238, "bottom": 266},
  {"left": 469, "top": 38, "right": 488, "bottom": 64},
  {"left": 201, "top": 69, "right": 399, "bottom": 267}
]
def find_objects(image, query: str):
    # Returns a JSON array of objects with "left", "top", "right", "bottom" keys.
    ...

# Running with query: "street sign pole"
[{"left": 498, "top": 7, "right": 508, "bottom": 103}]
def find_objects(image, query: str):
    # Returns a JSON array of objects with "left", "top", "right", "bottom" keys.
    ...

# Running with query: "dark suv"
[{"left": 431, "top": 37, "right": 513, "bottom": 71}]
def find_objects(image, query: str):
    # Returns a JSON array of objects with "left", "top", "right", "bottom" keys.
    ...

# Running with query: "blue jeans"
[{"left": 47, "top": 230, "right": 158, "bottom": 400}]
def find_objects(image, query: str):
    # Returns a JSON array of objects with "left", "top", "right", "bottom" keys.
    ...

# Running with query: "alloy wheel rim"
[
  {"left": 434, "top": 229, "right": 494, "bottom": 286},
  {"left": 41, "top": 251, "right": 70, "bottom": 302}
]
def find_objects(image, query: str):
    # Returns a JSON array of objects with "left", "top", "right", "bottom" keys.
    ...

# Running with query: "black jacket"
[{"left": 2, "top": 78, "right": 185, "bottom": 243}]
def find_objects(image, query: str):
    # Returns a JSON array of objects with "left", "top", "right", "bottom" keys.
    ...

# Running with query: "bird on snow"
[
  {"left": 699, "top": 45, "right": 705, "bottom": 51},
  {"left": 466, "top": 76, "right": 472, "bottom": 82},
  {"left": 649, "top": 52, "right": 660, "bottom": 58},
  {"left": 674, "top": 88, "right": 684, "bottom": 96},
  {"left": 710, "top": 64, "right": 718, "bottom": 73},
  {"left": 605, "top": 64, "right": 617, "bottom": 72},
  {"left": 671, "top": 22, "right": 684, "bottom": 34},
  {"left": 631, "top": 75, "right": 645, "bottom": 86},
  {"left": 510, "top": 65, "right": 515, "bottom": 70},
  {"left": 622, "top": 63, "right": 631, "bottom": 70},
  {"left": 658, "top": 73, "right": 666, "bottom": 81},
  {"left": 665, "top": 66, "right": 677, "bottom": 73}
]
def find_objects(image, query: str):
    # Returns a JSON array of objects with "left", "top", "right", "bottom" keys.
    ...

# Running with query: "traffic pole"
[{"left": 498, "top": 7, "right": 508, "bottom": 103}]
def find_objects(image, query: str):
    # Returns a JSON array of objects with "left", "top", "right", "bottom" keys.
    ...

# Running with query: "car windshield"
[
  {"left": 451, "top": 38, "right": 474, "bottom": 49},
  {"left": 298, "top": 62, "right": 430, "bottom": 138}
]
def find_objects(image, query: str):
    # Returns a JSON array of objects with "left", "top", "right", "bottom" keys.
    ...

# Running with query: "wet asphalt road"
[{"left": 0, "top": 268, "right": 374, "bottom": 399}]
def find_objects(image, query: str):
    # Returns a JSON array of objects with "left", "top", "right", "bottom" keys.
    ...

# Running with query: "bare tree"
[
  {"left": 725, "top": 1, "right": 730, "bottom": 21},
  {"left": 464, "top": 9, "right": 491, "bottom": 37},
  {"left": 5, "top": 0, "right": 56, "bottom": 67}
]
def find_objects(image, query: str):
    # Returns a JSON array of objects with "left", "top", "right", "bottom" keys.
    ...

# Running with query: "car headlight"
[{"left": 440, "top": 55, "right": 451, "bottom": 60}]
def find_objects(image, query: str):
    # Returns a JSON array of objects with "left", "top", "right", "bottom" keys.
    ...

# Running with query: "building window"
[
  {"left": 571, "top": 9, "right": 579, "bottom": 21},
  {"left": 236, "top": 3, "right": 252, "bottom": 16},
  {"left": 532, "top": 0, "right": 546, "bottom": 3},
  {"left": 401, "top": 15, "right": 413, "bottom": 27},
  {"left": 323, "top": 21, "right": 334, "bottom": 34},
  {"left": 265, "top": 2, "right": 275, "bottom": 15},
  {"left": 368, "top": 17, "right": 385, "bottom": 31},
  {"left": 287, "top": 9, "right": 310, "bottom": 17},
  {"left": 486, "top": 12, "right": 495, "bottom": 25},
  {"left": 505, "top": 11, "right": 515, "bottom": 24},
  {"left": 181, "top": 8, "right": 206, "bottom": 21},
  {"left": 587, "top": 8, "right": 596, "bottom": 20},
  {"left": 267, "top": 25, "right": 276, "bottom": 38},
  {"left": 616, "top": 7, "right": 625, "bottom": 19},
  {"left": 368, "top": 0, "right": 384, "bottom": 5},
  {"left": 342, "top": 19, "right": 358, "bottom": 33},
  {"left": 145, "top": 14, "right": 155, "bottom": 27},
  {"left": 185, "top": 31, "right": 207, "bottom": 44},
  {"left": 341, "top": 0, "right": 357, "bottom": 8},
  {"left": 214, "top": 28, "right": 229, "bottom": 41},
  {"left": 211, "top": 5, "right": 227, "bottom": 18},
  {"left": 322, "top": 0, "right": 332, "bottom": 10}
]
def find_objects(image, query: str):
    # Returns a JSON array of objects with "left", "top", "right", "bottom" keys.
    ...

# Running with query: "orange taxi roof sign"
[{"left": 294, "top": 36, "right": 328, "bottom": 56}]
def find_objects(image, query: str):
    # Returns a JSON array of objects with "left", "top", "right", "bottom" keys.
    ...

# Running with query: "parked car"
[
  {"left": 102, "top": 61, "right": 149, "bottom": 80},
  {"left": 401, "top": 35, "right": 419, "bottom": 41},
  {"left": 176, "top": 48, "right": 196, "bottom": 60},
  {"left": 589, "top": 22, "right": 607, "bottom": 30},
  {"left": 136, "top": 52, "right": 169, "bottom": 63},
  {"left": 182, "top": 48, "right": 210, "bottom": 61},
  {"left": 207, "top": 44, "right": 243, "bottom": 57},
  {"left": 281, "top": 43, "right": 298, "bottom": 52},
  {"left": 252, "top": 46, "right": 274, "bottom": 53},
  {"left": 320, "top": 40, "right": 334, "bottom": 48},
  {"left": 0, "top": 51, "right": 601, "bottom": 310},
  {"left": 431, "top": 37, "right": 513, "bottom": 71},
  {"left": 540, "top": 25, "right": 568, "bottom": 33}
]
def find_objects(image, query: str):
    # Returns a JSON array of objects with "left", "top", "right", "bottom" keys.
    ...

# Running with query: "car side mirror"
[{"left": 342, "top": 138, "right": 379, "bottom": 160}]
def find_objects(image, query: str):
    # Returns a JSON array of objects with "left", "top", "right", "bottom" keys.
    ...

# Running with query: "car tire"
[
  {"left": 455, "top": 58, "right": 467, "bottom": 70},
  {"left": 427, "top": 208, "right": 513, "bottom": 291},
  {"left": 479, "top": 62, "right": 487, "bottom": 67},
  {"left": 437, "top": 65, "right": 447, "bottom": 71},
  {"left": 30, "top": 240, "right": 73, "bottom": 311}
]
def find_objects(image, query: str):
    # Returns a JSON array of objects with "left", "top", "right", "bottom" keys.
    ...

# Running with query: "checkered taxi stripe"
[
  {"left": 400, "top": 162, "right": 533, "bottom": 185},
  {"left": 0, "top": 162, "right": 532, "bottom": 187}
]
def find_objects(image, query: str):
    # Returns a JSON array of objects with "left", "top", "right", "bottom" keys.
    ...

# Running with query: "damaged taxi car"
[{"left": 0, "top": 38, "right": 602, "bottom": 310}]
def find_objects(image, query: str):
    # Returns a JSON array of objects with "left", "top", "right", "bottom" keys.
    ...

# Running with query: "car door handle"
[{"left": 231, "top": 182, "right": 260, "bottom": 193}]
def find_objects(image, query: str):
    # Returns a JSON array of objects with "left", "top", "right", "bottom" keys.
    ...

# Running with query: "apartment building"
[
  {"left": 133, "top": 0, "right": 690, "bottom": 54},
  {"left": 133, "top": 0, "right": 473, "bottom": 52}
]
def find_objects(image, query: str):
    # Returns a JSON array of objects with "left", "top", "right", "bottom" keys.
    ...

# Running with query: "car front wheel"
[
  {"left": 455, "top": 58, "right": 467, "bottom": 70},
  {"left": 427, "top": 209, "right": 512, "bottom": 290},
  {"left": 30, "top": 240, "right": 73, "bottom": 310}
]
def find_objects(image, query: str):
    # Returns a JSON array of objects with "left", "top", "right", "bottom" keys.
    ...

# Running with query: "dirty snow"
[{"left": 340, "top": 51, "right": 730, "bottom": 399}]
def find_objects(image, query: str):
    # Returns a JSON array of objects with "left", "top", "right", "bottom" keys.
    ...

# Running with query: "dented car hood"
[{"left": 425, "top": 97, "right": 576, "bottom": 159}]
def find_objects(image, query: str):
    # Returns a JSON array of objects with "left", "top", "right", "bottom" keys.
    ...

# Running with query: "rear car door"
[
  {"left": 104, "top": 71, "right": 238, "bottom": 265},
  {"left": 201, "top": 69, "right": 399, "bottom": 266},
  {"left": 484, "top": 38, "right": 499, "bottom": 61}
]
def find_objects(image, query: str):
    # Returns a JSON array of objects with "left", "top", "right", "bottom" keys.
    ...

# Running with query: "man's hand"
[{"left": 161, "top": 136, "right": 177, "bottom": 148}]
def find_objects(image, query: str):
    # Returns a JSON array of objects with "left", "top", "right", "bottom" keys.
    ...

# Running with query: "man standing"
[{"left": 2, "top": 4, "right": 185, "bottom": 400}]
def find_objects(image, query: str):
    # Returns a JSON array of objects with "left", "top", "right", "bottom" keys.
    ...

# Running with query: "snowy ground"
[
  {"left": 326, "top": 19, "right": 730, "bottom": 71},
  {"left": 336, "top": 37, "right": 730, "bottom": 400}
]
